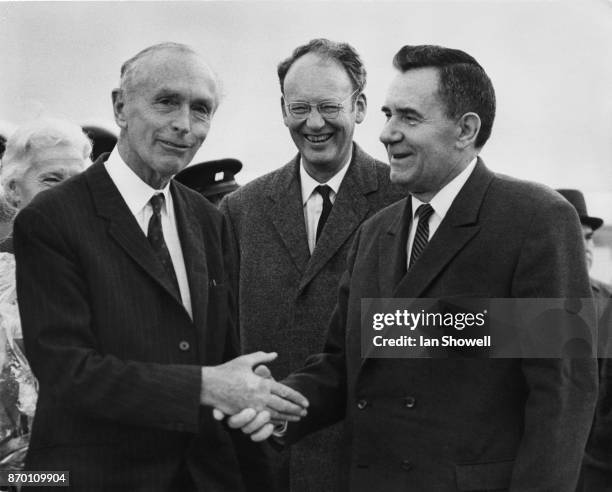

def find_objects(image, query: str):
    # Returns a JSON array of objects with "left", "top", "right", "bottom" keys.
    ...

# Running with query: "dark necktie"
[
  {"left": 408, "top": 203, "right": 434, "bottom": 269},
  {"left": 147, "top": 193, "right": 181, "bottom": 299},
  {"left": 315, "top": 185, "right": 333, "bottom": 242}
]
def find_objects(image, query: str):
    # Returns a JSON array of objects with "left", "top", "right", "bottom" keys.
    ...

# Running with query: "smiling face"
[
  {"left": 113, "top": 49, "right": 218, "bottom": 189},
  {"left": 10, "top": 145, "right": 85, "bottom": 209},
  {"left": 281, "top": 53, "right": 366, "bottom": 182},
  {"left": 380, "top": 67, "right": 467, "bottom": 202}
]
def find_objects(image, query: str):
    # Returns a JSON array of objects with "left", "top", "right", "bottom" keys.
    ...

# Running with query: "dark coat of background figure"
[
  {"left": 284, "top": 159, "right": 598, "bottom": 492},
  {"left": 220, "top": 143, "right": 407, "bottom": 491},
  {"left": 14, "top": 157, "right": 268, "bottom": 492},
  {"left": 579, "top": 277, "right": 612, "bottom": 491}
]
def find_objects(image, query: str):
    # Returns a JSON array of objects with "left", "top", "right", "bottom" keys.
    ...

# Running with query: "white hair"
[
  {"left": 118, "top": 42, "right": 224, "bottom": 106},
  {"left": 0, "top": 117, "right": 92, "bottom": 197}
]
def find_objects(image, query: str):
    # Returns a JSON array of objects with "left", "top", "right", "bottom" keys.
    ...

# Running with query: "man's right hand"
[{"left": 200, "top": 351, "right": 308, "bottom": 420}]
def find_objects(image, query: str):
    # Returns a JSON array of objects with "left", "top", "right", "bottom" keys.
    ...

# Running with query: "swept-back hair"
[{"left": 393, "top": 45, "right": 496, "bottom": 148}]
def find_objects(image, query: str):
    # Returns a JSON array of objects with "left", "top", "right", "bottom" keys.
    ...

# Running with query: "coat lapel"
[
  {"left": 299, "top": 145, "right": 378, "bottom": 293},
  {"left": 86, "top": 160, "right": 188, "bottom": 313},
  {"left": 265, "top": 158, "right": 311, "bottom": 275},
  {"left": 171, "top": 183, "right": 208, "bottom": 328},
  {"left": 362, "top": 159, "right": 493, "bottom": 364},
  {"left": 392, "top": 159, "right": 493, "bottom": 298},
  {"left": 378, "top": 198, "right": 411, "bottom": 297}
]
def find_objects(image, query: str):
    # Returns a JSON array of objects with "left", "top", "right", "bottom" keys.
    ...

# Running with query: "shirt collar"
[
  {"left": 411, "top": 157, "right": 477, "bottom": 220},
  {"left": 104, "top": 148, "right": 172, "bottom": 215},
  {"left": 299, "top": 149, "right": 352, "bottom": 206}
]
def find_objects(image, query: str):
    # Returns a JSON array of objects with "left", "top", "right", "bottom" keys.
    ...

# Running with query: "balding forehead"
[
  {"left": 120, "top": 43, "right": 198, "bottom": 77},
  {"left": 121, "top": 48, "right": 221, "bottom": 106}
]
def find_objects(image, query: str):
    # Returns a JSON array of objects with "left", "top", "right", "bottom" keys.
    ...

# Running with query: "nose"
[
  {"left": 171, "top": 104, "right": 191, "bottom": 134},
  {"left": 305, "top": 107, "right": 326, "bottom": 130},
  {"left": 379, "top": 118, "right": 401, "bottom": 145}
]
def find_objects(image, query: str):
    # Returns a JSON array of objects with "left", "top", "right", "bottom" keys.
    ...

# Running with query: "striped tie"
[
  {"left": 408, "top": 203, "right": 434, "bottom": 269},
  {"left": 148, "top": 193, "right": 181, "bottom": 300}
]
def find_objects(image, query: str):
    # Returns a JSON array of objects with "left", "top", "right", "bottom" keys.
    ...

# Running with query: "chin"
[
  {"left": 389, "top": 170, "right": 411, "bottom": 184},
  {"left": 162, "top": 157, "right": 191, "bottom": 173}
]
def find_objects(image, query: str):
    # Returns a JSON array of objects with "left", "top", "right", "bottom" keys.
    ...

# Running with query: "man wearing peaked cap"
[
  {"left": 81, "top": 125, "right": 118, "bottom": 161},
  {"left": 557, "top": 188, "right": 612, "bottom": 492},
  {"left": 175, "top": 158, "right": 242, "bottom": 205}
]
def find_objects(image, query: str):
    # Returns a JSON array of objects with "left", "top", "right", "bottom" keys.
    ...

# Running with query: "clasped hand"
[{"left": 201, "top": 351, "right": 307, "bottom": 441}]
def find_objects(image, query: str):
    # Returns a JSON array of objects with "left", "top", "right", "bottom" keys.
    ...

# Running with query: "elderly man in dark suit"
[
  {"left": 13, "top": 42, "right": 307, "bottom": 492},
  {"left": 219, "top": 38, "right": 406, "bottom": 491},
  {"left": 230, "top": 45, "right": 598, "bottom": 491}
]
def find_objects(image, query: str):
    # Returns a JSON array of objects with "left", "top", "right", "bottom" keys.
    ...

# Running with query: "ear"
[
  {"left": 355, "top": 93, "right": 367, "bottom": 125},
  {"left": 5, "top": 179, "right": 21, "bottom": 209},
  {"left": 112, "top": 88, "right": 128, "bottom": 130},
  {"left": 455, "top": 112, "right": 481, "bottom": 149},
  {"left": 280, "top": 96, "right": 289, "bottom": 127}
]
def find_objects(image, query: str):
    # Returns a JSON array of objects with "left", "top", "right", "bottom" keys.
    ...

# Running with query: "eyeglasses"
[{"left": 284, "top": 88, "right": 360, "bottom": 120}]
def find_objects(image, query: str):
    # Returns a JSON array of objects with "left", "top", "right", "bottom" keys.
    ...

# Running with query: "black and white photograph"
[{"left": 0, "top": 1, "right": 611, "bottom": 490}]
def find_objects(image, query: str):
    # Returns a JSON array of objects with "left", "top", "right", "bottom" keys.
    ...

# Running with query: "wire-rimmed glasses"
[{"left": 284, "top": 88, "right": 360, "bottom": 120}]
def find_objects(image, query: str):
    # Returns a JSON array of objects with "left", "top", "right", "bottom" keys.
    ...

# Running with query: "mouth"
[
  {"left": 304, "top": 133, "right": 333, "bottom": 144},
  {"left": 158, "top": 139, "right": 191, "bottom": 151},
  {"left": 389, "top": 151, "right": 413, "bottom": 162}
]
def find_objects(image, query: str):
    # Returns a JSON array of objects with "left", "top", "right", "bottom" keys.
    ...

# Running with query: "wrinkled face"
[
  {"left": 113, "top": 50, "right": 218, "bottom": 188},
  {"left": 582, "top": 224, "right": 594, "bottom": 270},
  {"left": 10, "top": 145, "right": 85, "bottom": 209},
  {"left": 282, "top": 53, "right": 366, "bottom": 179},
  {"left": 380, "top": 67, "right": 463, "bottom": 200}
]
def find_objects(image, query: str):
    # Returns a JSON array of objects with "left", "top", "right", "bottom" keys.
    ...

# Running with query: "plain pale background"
[{"left": 0, "top": 0, "right": 610, "bottom": 280}]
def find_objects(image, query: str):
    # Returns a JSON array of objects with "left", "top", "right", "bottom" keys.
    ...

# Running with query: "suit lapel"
[
  {"left": 171, "top": 183, "right": 208, "bottom": 327},
  {"left": 378, "top": 198, "right": 411, "bottom": 297},
  {"left": 86, "top": 160, "right": 187, "bottom": 312},
  {"left": 362, "top": 160, "right": 493, "bottom": 365},
  {"left": 299, "top": 145, "right": 378, "bottom": 292},
  {"left": 265, "top": 158, "right": 311, "bottom": 275},
  {"left": 392, "top": 159, "right": 493, "bottom": 298}
]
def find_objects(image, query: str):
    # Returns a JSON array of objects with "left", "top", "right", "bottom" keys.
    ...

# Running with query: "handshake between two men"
[{"left": 203, "top": 351, "right": 308, "bottom": 441}]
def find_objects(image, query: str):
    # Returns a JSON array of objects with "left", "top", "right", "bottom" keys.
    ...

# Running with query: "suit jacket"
[
  {"left": 13, "top": 157, "right": 269, "bottom": 491},
  {"left": 220, "top": 143, "right": 407, "bottom": 491},
  {"left": 284, "top": 159, "right": 598, "bottom": 492},
  {"left": 578, "top": 278, "right": 612, "bottom": 491}
]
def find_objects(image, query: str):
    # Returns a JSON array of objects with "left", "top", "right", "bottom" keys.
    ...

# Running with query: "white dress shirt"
[
  {"left": 105, "top": 149, "right": 193, "bottom": 318},
  {"left": 300, "top": 153, "right": 352, "bottom": 254},
  {"left": 406, "top": 158, "right": 477, "bottom": 268}
]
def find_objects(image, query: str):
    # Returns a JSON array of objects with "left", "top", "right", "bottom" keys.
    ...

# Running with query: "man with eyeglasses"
[
  {"left": 226, "top": 44, "right": 598, "bottom": 491},
  {"left": 219, "top": 38, "right": 406, "bottom": 491}
]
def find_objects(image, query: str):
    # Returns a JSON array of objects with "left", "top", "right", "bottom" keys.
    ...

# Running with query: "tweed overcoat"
[{"left": 220, "top": 143, "right": 407, "bottom": 491}]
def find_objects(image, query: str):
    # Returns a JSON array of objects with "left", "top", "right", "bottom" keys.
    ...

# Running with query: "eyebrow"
[
  {"left": 381, "top": 106, "right": 423, "bottom": 119},
  {"left": 154, "top": 88, "right": 214, "bottom": 105}
]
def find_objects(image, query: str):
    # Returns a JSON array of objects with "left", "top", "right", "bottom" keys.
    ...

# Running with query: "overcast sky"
[{"left": 1, "top": 0, "right": 611, "bottom": 220}]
